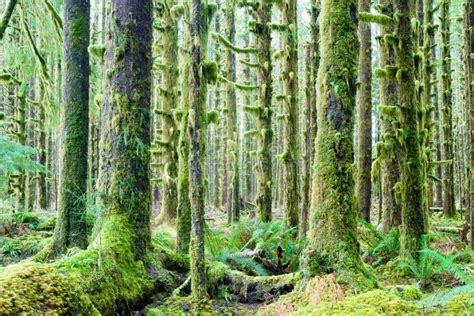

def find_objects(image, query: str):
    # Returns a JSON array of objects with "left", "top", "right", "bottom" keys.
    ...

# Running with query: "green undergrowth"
[
  {"left": 0, "top": 230, "right": 52, "bottom": 266},
  {"left": 0, "top": 215, "right": 178, "bottom": 315}
]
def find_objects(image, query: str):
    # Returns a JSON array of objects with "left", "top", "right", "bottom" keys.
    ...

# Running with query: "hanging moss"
[
  {"left": 154, "top": 0, "right": 181, "bottom": 226},
  {"left": 439, "top": 0, "right": 455, "bottom": 218},
  {"left": 393, "top": 0, "right": 428, "bottom": 259}
]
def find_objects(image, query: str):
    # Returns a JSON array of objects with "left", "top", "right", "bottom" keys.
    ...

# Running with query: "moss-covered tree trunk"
[
  {"left": 421, "top": 0, "right": 436, "bottom": 212},
  {"left": 224, "top": 0, "right": 240, "bottom": 223},
  {"left": 378, "top": 0, "right": 401, "bottom": 232},
  {"left": 188, "top": 0, "right": 211, "bottom": 301},
  {"left": 52, "top": 0, "right": 89, "bottom": 254},
  {"left": 439, "top": 0, "right": 455, "bottom": 218},
  {"left": 306, "top": 0, "right": 374, "bottom": 288},
  {"left": 301, "top": 44, "right": 312, "bottom": 237},
  {"left": 280, "top": 0, "right": 299, "bottom": 229},
  {"left": 394, "top": 0, "right": 428, "bottom": 260},
  {"left": 463, "top": 0, "right": 473, "bottom": 249},
  {"left": 154, "top": 0, "right": 180, "bottom": 225},
  {"left": 36, "top": 81, "right": 47, "bottom": 210},
  {"left": 254, "top": 0, "right": 273, "bottom": 222},
  {"left": 95, "top": 0, "right": 152, "bottom": 259},
  {"left": 0, "top": 0, "right": 17, "bottom": 40},
  {"left": 300, "top": 0, "right": 320, "bottom": 236},
  {"left": 176, "top": 1, "right": 192, "bottom": 254},
  {"left": 356, "top": 0, "right": 372, "bottom": 222}
]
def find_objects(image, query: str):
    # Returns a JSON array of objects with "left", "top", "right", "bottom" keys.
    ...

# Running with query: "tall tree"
[
  {"left": 224, "top": 0, "right": 240, "bottom": 223},
  {"left": 463, "top": 0, "right": 473, "bottom": 249},
  {"left": 375, "top": 0, "right": 402, "bottom": 232},
  {"left": 394, "top": 0, "right": 428, "bottom": 259},
  {"left": 356, "top": 0, "right": 373, "bottom": 222},
  {"left": 176, "top": 1, "right": 192, "bottom": 254},
  {"left": 188, "top": 0, "right": 215, "bottom": 301},
  {"left": 95, "top": 0, "right": 153, "bottom": 259},
  {"left": 280, "top": 0, "right": 299, "bottom": 229},
  {"left": 439, "top": 0, "right": 455, "bottom": 217},
  {"left": 301, "top": 0, "right": 320, "bottom": 236},
  {"left": 52, "top": 0, "right": 90, "bottom": 254},
  {"left": 253, "top": 0, "right": 273, "bottom": 222},
  {"left": 306, "top": 0, "right": 374, "bottom": 287},
  {"left": 154, "top": 0, "right": 180, "bottom": 224}
]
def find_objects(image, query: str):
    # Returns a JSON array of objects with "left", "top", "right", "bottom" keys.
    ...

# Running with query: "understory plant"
[{"left": 397, "top": 235, "right": 473, "bottom": 290}]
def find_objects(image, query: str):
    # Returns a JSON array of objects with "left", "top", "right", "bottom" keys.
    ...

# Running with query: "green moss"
[{"left": 0, "top": 262, "right": 99, "bottom": 315}]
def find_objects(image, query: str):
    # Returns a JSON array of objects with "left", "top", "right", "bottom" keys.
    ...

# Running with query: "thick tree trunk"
[
  {"left": 394, "top": 0, "right": 428, "bottom": 260},
  {"left": 356, "top": 0, "right": 372, "bottom": 222},
  {"left": 306, "top": 0, "right": 375, "bottom": 288},
  {"left": 188, "top": 0, "right": 211, "bottom": 301},
  {"left": 52, "top": 0, "right": 90, "bottom": 254},
  {"left": 440, "top": 0, "right": 455, "bottom": 218}
]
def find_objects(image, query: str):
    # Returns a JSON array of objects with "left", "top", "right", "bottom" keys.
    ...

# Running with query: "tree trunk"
[
  {"left": 154, "top": 0, "right": 179, "bottom": 225},
  {"left": 356, "top": 0, "right": 372, "bottom": 222},
  {"left": 440, "top": 0, "right": 455, "bottom": 218},
  {"left": 281, "top": 0, "right": 299, "bottom": 229},
  {"left": 188, "top": 0, "right": 211, "bottom": 301},
  {"left": 379, "top": 0, "right": 402, "bottom": 232},
  {"left": 306, "top": 0, "right": 375, "bottom": 288},
  {"left": 52, "top": 0, "right": 90, "bottom": 254},
  {"left": 254, "top": 0, "right": 273, "bottom": 222},
  {"left": 463, "top": 0, "right": 473, "bottom": 249},
  {"left": 224, "top": 0, "right": 240, "bottom": 223},
  {"left": 393, "top": 0, "right": 428, "bottom": 260}
]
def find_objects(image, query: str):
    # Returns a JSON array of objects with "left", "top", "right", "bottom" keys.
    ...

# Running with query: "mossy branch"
[
  {"left": 42, "top": 0, "right": 62, "bottom": 42},
  {"left": 211, "top": 32, "right": 258, "bottom": 54},
  {"left": 218, "top": 75, "right": 258, "bottom": 91},
  {"left": 0, "top": 0, "right": 17, "bottom": 41},
  {"left": 359, "top": 12, "right": 392, "bottom": 25}
]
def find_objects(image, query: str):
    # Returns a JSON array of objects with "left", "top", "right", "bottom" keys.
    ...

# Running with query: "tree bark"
[
  {"left": 393, "top": 0, "right": 428, "bottom": 260},
  {"left": 306, "top": 0, "right": 375, "bottom": 288},
  {"left": 356, "top": 0, "right": 372, "bottom": 222},
  {"left": 254, "top": 0, "right": 273, "bottom": 222},
  {"left": 52, "top": 0, "right": 90, "bottom": 254},
  {"left": 281, "top": 0, "right": 299, "bottom": 229},
  {"left": 440, "top": 0, "right": 455, "bottom": 218}
]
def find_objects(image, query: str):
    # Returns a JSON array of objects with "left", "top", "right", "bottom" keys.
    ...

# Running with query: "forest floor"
[{"left": 0, "top": 206, "right": 472, "bottom": 315}]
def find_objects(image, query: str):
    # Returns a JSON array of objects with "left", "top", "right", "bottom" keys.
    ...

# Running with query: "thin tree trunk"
[
  {"left": 394, "top": 0, "right": 428, "bottom": 260},
  {"left": 281, "top": 0, "right": 299, "bottom": 229},
  {"left": 356, "top": 0, "right": 372, "bottom": 222},
  {"left": 440, "top": 0, "right": 455, "bottom": 218},
  {"left": 0, "top": 0, "right": 17, "bottom": 40}
]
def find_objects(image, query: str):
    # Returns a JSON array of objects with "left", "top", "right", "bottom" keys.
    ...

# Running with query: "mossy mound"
[
  {"left": 0, "top": 215, "right": 177, "bottom": 315},
  {"left": 0, "top": 261, "right": 99, "bottom": 315}
]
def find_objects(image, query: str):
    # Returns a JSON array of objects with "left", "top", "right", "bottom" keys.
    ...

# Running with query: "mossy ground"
[{"left": 0, "top": 209, "right": 472, "bottom": 315}]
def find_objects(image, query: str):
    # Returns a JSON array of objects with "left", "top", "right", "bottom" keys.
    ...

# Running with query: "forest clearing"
[{"left": 0, "top": 0, "right": 473, "bottom": 314}]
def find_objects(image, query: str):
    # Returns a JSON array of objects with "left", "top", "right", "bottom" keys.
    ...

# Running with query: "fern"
[{"left": 397, "top": 235, "right": 473, "bottom": 289}]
